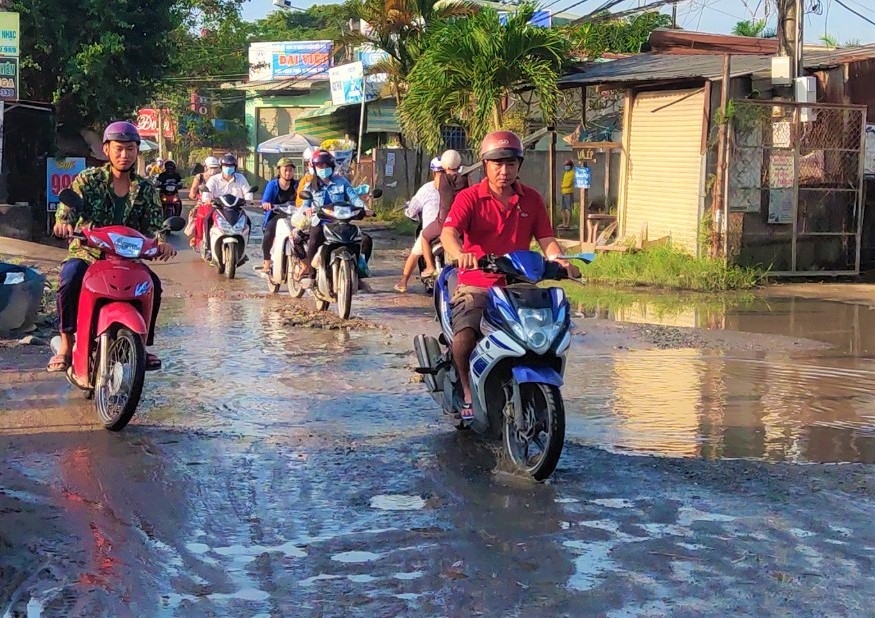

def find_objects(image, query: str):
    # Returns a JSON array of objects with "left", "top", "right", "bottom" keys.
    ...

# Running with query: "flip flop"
[
  {"left": 460, "top": 402, "right": 474, "bottom": 421},
  {"left": 146, "top": 353, "right": 162, "bottom": 372},
  {"left": 47, "top": 354, "right": 71, "bottom": 373},
  {"left": 393, "top": 283, "right": 407, "bottom": 293}
]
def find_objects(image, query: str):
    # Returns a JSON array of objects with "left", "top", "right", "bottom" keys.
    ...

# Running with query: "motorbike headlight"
[
  {"left": 517, "top": 308, "right": 556, "bottom": 355},
  {"left": 233, "top": 216, "right": 247, "bottom": 232},
  {"left": 107, "top": 233, "right": 144, "bottom": 258}
]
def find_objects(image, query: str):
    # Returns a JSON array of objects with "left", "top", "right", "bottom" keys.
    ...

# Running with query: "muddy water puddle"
[{"left": 564, "top": 289, "right": 875, "bottom": 464}]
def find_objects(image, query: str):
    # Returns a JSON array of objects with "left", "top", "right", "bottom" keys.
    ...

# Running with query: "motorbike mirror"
[
  {"left": 164, "top": 216, "right": 186, "bottom": 232},
  {"left": 58, "top": 188, "right": 83, "bottom": 210},
  {"left": 371, "top": 188, "right": 383, "bottom": 199},
  {"left": 299, "top": 190, "right": 313, "bottom": 201},
  {"left": 192, "top": 163, "right": 205, "bottom": 175},
  {"left": 249, "top": 185, "right": 259, "bottom": 193},
  {"left": 559, "top": 252, "right": 596, "bottom": 265}
]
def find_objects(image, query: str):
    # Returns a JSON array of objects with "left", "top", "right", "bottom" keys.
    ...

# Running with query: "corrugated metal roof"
[{"left": 558, "top": 45, "right": 875, "bottom": 88}]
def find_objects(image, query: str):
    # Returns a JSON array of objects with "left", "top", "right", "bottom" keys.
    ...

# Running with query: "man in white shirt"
[
  {"left": 203, "top": 153, "right": 254, "bottom": 200},
  {"left": 394, "top": 157, "right": 443, "bottom": 293}
]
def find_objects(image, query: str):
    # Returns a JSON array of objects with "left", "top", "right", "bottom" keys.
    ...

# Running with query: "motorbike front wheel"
[
  {"left": 95, "top": 328, "right": 146, "bottom": 431},
  {"left": 286, "top": 254, "right": 305, "bottom": 299},
  {"left": 336, "top": 259, "right": 353, "bottom": 319},
  {"left": 503, "top": 382, "right": 565, "bottom": 481},
  {"left": 224, "top": 245, "right": 236, "bottom": 279}
]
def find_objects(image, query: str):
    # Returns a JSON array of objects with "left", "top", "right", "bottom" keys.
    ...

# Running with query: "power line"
[{"left": 834, "top": 0, "right": 875, "bottom": 26}]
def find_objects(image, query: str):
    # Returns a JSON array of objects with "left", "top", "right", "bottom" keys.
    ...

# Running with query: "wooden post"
[
  {"left": 548, "top": 125, "right": 556, "bottom": 226},
  {"left": 712, "top": 54, "right": 731, "bottom": 258},
  {"left": 157, "top": 107, "right": 167, "bottom": 160}
]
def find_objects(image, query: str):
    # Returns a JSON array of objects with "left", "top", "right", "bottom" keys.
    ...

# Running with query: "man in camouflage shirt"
[{"left": 49, "top": 121, "right": 176, "bottom": 373}]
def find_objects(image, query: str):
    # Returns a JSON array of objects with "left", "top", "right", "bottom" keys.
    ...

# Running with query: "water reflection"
[{"left": 563, "top": 289, "right": 875, "bottom": 464}]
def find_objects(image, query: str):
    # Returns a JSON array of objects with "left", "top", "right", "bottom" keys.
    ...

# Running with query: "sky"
[{"left": 241, "top": 0, "right": 875, "bottom": 43}]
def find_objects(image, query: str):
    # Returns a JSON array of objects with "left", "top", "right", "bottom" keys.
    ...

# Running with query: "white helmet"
[
  {"left": 204, "top": 156, "right": 219, "bottom": 168},
  {"left": 429, "top": 157, "right": 443, "bottom": 172},
  {"left": 440, "top": 149, "right": 462, "bottom": 171},
  {"left": 303, "top": 146, "right": 315, "bottom": 163}
]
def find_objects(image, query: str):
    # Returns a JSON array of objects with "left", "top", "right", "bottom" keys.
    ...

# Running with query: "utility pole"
[
  {"left": 777, "top": 0, "right": 804, "bottom": 81},
  {"left": 671, "top": 1, "right": 678, "bottom": 28}
]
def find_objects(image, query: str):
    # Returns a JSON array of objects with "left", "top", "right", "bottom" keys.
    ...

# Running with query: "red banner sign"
[{"left": 136, "top": 108, "right": 175, "bottom": 138}]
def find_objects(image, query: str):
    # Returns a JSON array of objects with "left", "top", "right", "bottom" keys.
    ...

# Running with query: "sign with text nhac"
[
  {"left": 248, "top": 41, "right": 333, "bottom": 81},
  {"left": 0, "top": 12, "right": 19, "bottom": 56},
  {"left": 46, "top": 158, "right": 87, "bottom": 213},
  {"left": 0, "top": 56, "right": 17, "bottom": 101}
]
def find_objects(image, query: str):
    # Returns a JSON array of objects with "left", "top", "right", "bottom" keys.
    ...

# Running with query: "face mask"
[
  {"left": 316, "top": 167, "right": 332, "bottom": 180},
  {"left": 564, "top": 165, "right": 572, "bottom": 171},
  {"left": 222, "top": 166, "right": 235, "bottom": 176}
]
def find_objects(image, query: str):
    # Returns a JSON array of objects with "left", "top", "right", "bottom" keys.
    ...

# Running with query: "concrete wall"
[{"left": 372, "top": 147, "right": 621, "bottom": 213}]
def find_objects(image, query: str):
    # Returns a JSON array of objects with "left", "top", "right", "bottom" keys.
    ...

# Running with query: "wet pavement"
[{"left": 4, "top": 230, "right": 875, "bottom": 615}]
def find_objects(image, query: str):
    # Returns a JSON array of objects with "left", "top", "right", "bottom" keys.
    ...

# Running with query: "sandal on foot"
[
  {"left": 393, "top": 283, "right": 407, "bottom": 293},
  {"left": 47, "top": 354, "right": 71, "bottom": 373},
  {"left": 460, "top": 402, "right": 474, "bottom": 421},
  {"left": 146, "top": 353, "right": 162, "bottom": 372},
  {"left": 421, "top": 269, "right": 436, "bottom": 278}
]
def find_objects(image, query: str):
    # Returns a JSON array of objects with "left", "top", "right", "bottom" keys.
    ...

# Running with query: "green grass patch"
[
  {"left": 575, "top": 245, "right": 767, "bottom": 292},
  {"left": 371, "top": 198, "right": 418, "bottom": 235}
]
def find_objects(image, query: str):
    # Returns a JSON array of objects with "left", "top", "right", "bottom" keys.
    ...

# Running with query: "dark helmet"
[
  {"left": 311, "top": 150, "right": 335, "bottom": 168},
  {"left": 479, "top": 130, "right": 524, "bottom": 162},
  {"left": 220, "top": 153, "right": 237, "bottom": 167},
  {"left": 164, "top": 159, "right": 176, "bottom": 171},
  {"left": 564, "top": 159, "right": 574, "bottom": 166},
  {"left": 103, "top": 121, "right": 141, "bottom": 145}
]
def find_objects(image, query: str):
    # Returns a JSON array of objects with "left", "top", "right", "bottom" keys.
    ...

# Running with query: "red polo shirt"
[{"left": 444, "top": 178, "right": 554, "bottom": 288}]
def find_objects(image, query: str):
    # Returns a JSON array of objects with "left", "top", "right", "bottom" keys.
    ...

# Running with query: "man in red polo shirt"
[{"left": 441, "top": 130, "right": 573, "bottom": 421}]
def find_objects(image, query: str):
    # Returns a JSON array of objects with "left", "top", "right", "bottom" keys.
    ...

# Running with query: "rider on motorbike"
[
  {"left": 394, "top": 157, "right": 442, "bottom": 293},
  {"left": 156, "top": 160, "right": 182, "bottom": 186},
  {"left": 421, "top": 149, "right": 468, "bottom": 278},
  {"left": 200, "top": 153, "right": 253, "bottom": 259},
  {"left": 189, "top": 156, "right": 220, "bottom": 201},
  {"left": 440, "top": 130, "right": 574, "bottom": 420},
  {"left": 48, "top": 121, "right": 177, "bottom": 373},
  {"left": 260, "top": 157, "right": 298, "bottom": 273},
  {"left": 295, "top": 146, "right": 316, "bottom": 206},
  {"left": 299, "top": 150, "right": 372, "bottom": 289}
]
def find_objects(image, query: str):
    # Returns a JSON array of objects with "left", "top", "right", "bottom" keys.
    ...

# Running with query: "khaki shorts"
[
  {"left": 410, "top": 232, "right": 425, "bottom": 257},
  {"left": 450, "top": 285, "right": 489, "bottom": 335}
]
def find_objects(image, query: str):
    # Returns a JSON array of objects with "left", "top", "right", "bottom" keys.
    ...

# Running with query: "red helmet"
[
  {"left": 479, "top": 130, "right": 524, "bottom": 161},
  {"left": 310, "top": 150, "right": 335, "bottom": 168}
]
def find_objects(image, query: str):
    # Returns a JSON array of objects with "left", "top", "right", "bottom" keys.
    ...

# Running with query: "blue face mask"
[
  {"left": 564, "top": 165, "right": 572, "bottom": 171},
  {"left": 316, "top": 167, "right": 332, "bottom": 180},
  {"left": 222, "top": 166, "right": 235, "bottom": 176}
]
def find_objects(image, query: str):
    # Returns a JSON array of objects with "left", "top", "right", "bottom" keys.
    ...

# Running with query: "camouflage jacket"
[{"left": 55, "top": 164, "right": 165, "bottom": 262}]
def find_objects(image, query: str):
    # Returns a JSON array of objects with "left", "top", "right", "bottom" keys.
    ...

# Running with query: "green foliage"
[
  {"left": 251, "top": 3, "right": 357, "bottom": 43},
  {"left": 568, "top": 12, "right": 671, "bottom": 57},
  {"left": 731, "top": 19, "right": 775, "bottom": 38},
  {"left": 399, "top": 2, "right": 572, "bottom": 152},
  {"left": 573, "top": 244, "right": 767, "bottom": 292},
  {"left": 12, "top": 0, "right": 184, "bottom": 131}
]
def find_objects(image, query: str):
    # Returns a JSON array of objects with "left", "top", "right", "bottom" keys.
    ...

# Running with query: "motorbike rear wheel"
[
  {"left": 95, "top": 328, "right": 145, "bottom": 431},
  {"left": 224, "top": 245, "right": 236, "bottom": 279},
  {"left": 503, "top": 382, "right": 565, "bottom": 481},
  {"left": 336, "top": 259, "right": 353, "bottom": 319}
]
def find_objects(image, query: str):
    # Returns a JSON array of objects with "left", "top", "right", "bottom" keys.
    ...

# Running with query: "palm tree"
[
  {"left": 731, "top": 19, "right": 776, "bottom": 38},
  {"left": 398, "top": 2, "right": 571, "bottom": 153},
  {"left": 342, "top": 0, "right": 475, "bottom": 98}
]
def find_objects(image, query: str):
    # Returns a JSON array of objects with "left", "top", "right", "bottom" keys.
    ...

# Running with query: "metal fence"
[{"left": 724, "top": 100, "right": 866, "bottom": 275}]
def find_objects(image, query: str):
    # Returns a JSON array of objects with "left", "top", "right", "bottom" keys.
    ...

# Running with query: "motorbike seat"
[{"left": 445, "top": 268, "right": 458, "bottom": 299}]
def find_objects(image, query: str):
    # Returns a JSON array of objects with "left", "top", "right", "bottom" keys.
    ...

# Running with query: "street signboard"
[
  {"left": 0, "top": 12, "right": 19, "bottom": 56},
  {"left": 0, "top": 56, "right": 17, "bottom": 101},
  {"left": 574, "top": 166, "right": 591, "bottom": 189},
  {"left": 328, "top": 61, "right": 379, "bottom": 106},
  {"left": 46, "top": 158, "right": 87, "bottom": 213},
  {"left": 498, "top": 10, "right": 551, "bottom": 28},
  {"left": 248, "top": 41, "right": 333, "bottom": 81}
]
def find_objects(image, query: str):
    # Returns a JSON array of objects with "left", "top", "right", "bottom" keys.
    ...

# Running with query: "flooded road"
[{"left": 5, "top": 234, "right": 875, "bottom": 615}]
